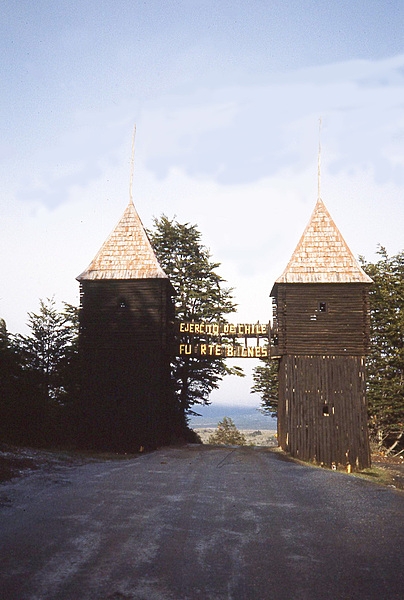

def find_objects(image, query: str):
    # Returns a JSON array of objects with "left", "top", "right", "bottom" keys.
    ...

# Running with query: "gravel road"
[{"left": 0, "top": 445, "right": 403, "bottom": 600}]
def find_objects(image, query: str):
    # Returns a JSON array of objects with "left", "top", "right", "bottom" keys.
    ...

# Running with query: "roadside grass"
[
  {"left": 352, "top": 464, "right": 404, "bottom": 490},
  {"left": 269, "top": 447, "right": 404, "bottom": 491},
  {"left": 352, "top": 466, "right": 397, "bottom": 486}
]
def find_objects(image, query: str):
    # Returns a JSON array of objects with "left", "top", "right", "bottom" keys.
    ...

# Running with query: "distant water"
[{"left": 188, "top": 404, "right": 277, "bottom": 430}]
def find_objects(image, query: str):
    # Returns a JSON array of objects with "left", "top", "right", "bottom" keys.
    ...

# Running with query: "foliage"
[
  {"left": 0, "top": 298, "right": 79, "bottom": 447},
  {"left": 0, "top": 318, "right": 14, "bottom": 371},
  {"left": 148, "top": 215, "right": 243, "bottom": 416},
  {"left": 360, "top": 247, "right": 404, "bottom": 454},
  {"left": 208, "top": 417, "right": 247, "bottom": 445},
  {"left": 14, "top": 297, "right": 79, "bottom": 403},
  {"left": 251, "top": 359, "right": 279, "bottom": 417},
  {"left": 0, "top": 318, "right": 22, "bottom": 410}
]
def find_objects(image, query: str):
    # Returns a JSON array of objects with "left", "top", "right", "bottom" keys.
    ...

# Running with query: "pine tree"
[
  {"left": 14, "top": 297, "right": 78, "bottom": 403},
  {"left": 251, "top": 359, "right": 279, "bottom": 417},
  {"left": 148, "top": 216, "right": 243, "bottom": 417},
  {"left": 0, "top": 319, "right": 23, "bottom": 436},
  {"left": 1, "top": 301, "right": 79, "bottom": 446},
  {"left": 361, "top": 248, "right": 404, "bottom": 454},
  {"left": 208, "top": 417, "right": 247, "bottom": 445}
]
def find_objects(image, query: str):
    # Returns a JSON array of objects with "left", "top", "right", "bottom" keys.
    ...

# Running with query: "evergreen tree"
[
  {"left": 14, "top": 297, "right": 79, "bottom": 404},
  {"left": 1, "top": 298, "right": 79, "bottom": 447},
  {"left": 251, "top": 359, "right": 279, "bottom": 417},
  {"left": 148, "top": 215, "right": 243, "bottom": 417},
  {"left": 208, "top": 417, "right": 247, "bottom": 445},
  {"left": 0, "top": 319, "right": 23, "bottom": 440},
  {"left": 360, "top": 248, "right": 404, "bottom": 454},
  {"left": 0, "top": 318, "right": 11, "bottom": 374}
]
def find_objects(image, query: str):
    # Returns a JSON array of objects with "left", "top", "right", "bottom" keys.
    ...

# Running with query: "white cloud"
[
  {"left": 129, "top": 56, "right": 404, "bottom": 189},
  {"left": 2, "top": 54, "right": 404, "bottom": 403}
]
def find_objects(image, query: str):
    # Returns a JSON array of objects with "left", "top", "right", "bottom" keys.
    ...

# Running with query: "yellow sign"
[
  {"left": 179, "top": 343, "right": 269, "bottom": 358},
  {"left": 178, "top": 322, "right": 268, "bottom": 337}
]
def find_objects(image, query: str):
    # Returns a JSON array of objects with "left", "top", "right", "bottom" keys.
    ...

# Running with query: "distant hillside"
[{"left": 188, "top": 404, "right": 277, "bottom": 430}]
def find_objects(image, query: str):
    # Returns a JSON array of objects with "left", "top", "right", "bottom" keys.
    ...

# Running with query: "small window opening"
[{"left": 318, "top": 302, "right": 327, "bottom": 313}]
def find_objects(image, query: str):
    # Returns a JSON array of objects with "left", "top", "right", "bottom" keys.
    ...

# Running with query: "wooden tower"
[
  {"left": 77, "top": 200, "right": 178, "bottom": 451},
  {"left": 271, "top": 198, "right": 373, "bottom": 469}
]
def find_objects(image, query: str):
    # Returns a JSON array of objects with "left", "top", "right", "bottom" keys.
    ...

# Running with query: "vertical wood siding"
[
  {"left": 277, "top": 355, "right": 370, "bottom": 469},
  {"left": 273, "top": 282, "right": 371, "bottom": 470},
  {"left": 78, "top": 279, "right": 177, "bottom": 451}
]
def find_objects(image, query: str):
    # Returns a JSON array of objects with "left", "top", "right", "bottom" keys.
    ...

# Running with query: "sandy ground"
[{"left": 193, "top": 428, "right": 277, "bottom": 446}]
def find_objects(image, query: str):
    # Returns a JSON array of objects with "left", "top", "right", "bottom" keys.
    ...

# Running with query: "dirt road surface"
[{"left": 0, "top": 445, "right": 403, "bottom": 600}]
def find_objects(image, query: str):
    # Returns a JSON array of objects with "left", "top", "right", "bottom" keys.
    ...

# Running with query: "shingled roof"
[
  {"left": 77, "top": 201, "right": 168, "bottom": 281},
  {"left": 274, "top": 198, "right": 373, "bottom": 284}
]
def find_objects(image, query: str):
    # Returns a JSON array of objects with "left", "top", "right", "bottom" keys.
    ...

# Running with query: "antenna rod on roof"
[
  {"left": 129, "top": 124, "right": 136, "bottom": 204},
  {"left": 318, "top": 117, "right": 322, "bottom": 200}
]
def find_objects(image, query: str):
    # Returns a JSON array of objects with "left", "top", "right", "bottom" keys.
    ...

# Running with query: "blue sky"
[{"left": 1, "top": 1, "right": 404, "bottom": 404}]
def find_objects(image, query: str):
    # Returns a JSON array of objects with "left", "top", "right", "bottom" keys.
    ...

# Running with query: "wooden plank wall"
[
  {"left": 273, "top": 283, "right": 370, "bottom": 356},
  {"left": 278, "top": 355, "right": 371, "bottom": 469},
  {"left": 79, "top": 279, "right": 175, "bottom": 349},
  {"left": 78, "top": 279, "right": 178, "bottom": 451}
]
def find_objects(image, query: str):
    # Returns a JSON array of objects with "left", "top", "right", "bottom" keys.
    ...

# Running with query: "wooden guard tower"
[
  {"left": 271, "top": 198, "right": 373, "bottom": 469},
  {"left": 77, "top": 200, "right": 177, "bottom": 451}
]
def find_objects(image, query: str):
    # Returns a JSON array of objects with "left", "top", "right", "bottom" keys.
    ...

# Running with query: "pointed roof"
[
  {"left": 77, "top": 201, "right": 168, "bottom": 281},
  {"left": 274, "top": 198, "right": 373, "bottom": 284}
]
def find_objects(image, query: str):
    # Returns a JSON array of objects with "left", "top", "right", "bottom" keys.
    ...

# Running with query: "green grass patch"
[{"left": 353, "top": 466, "right": 402, "bottom": 489}]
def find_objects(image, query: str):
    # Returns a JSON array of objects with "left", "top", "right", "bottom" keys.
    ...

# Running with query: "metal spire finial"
[
  {"left": 318, "top": 117, "right": 322, "bottom": 201},
  {"left": 129, "top": 124, "right": 136, "bottom": 204}
]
